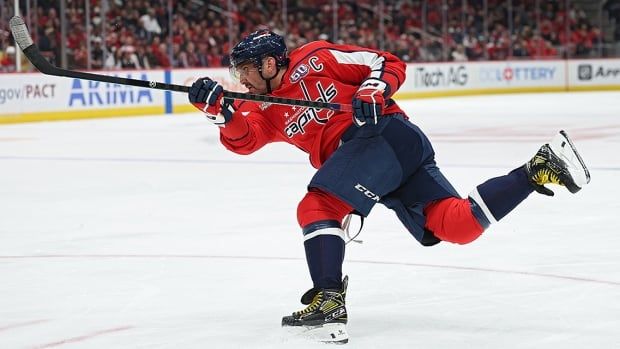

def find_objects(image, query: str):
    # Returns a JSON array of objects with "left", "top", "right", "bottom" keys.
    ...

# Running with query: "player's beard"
[
  {"left": 246, "top": 83, "right": 266, "bottom": 94},
  {"left": 244, "top": 83, "right": 257, "bottom": 93}
]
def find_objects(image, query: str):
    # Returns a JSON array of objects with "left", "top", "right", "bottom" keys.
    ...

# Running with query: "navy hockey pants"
[{"left": 309, "top": 114, "right": 460, "bottom": 246}]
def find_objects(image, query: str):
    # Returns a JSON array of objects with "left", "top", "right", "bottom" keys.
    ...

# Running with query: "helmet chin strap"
[
  {"left": 257, "top": 59, "right": 278, "bottom": 94},
  {"left": 258, "top": 69, "right": 276, "bottom": 93}
]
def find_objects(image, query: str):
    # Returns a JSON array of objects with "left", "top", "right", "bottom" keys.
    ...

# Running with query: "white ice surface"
[{"left": 1, "top": 92, "right": 619, "bottom": 349}]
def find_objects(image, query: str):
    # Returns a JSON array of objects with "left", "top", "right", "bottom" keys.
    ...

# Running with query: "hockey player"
[{"left": 188, "top": 30, "right": 590, "bottom": 344}]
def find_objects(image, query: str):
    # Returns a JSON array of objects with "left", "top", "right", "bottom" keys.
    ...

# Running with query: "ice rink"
[{"left": 1, "top": 92, "right": 619, "bottom": 348}]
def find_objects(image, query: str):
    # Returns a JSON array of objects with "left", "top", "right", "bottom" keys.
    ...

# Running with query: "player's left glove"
[
  {"left": 188, "top": 77, "right": 234, "bottom": 126},
  {"left": 351, "top": 78, "right": 389, "bottom": 127}
]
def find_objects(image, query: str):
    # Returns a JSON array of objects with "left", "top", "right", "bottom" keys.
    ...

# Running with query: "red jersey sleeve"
[
  {"left": 317, "top": 42, "right": 406, "bottom": 98},
  {"left": 218, "top": 101, "right": 281, "bottom": 155}
]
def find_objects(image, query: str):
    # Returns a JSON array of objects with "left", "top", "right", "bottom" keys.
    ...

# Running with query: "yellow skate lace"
[{"left": 294, "top": 292, "right": 323, "bottom": 316}]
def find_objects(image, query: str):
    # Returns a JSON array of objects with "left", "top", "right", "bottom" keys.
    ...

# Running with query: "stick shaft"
[{"left": 10, "top": 16, "right": 351, "bottom": 113}]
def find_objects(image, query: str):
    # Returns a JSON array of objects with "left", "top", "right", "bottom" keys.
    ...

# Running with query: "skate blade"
[
  {"left": 284, "top": 322, "right": 349, "bottom": 344},
  {"left": 549, "top": 130, "right": 591, "bottom": 192}
]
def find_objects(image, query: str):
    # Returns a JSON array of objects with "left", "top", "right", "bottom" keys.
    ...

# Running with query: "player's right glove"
[
  {"left": 188, "top": 77, "right": 234, "bottom": 126},
  {"left": 351, "top": 78, "right": 389, "bottom": 127}
]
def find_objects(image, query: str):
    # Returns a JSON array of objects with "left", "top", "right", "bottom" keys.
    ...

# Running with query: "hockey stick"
[{"left": 9, "top": 16, "right": 352, "bottom": 113}]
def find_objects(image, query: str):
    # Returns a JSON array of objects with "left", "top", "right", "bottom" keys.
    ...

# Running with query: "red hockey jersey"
[{"left": 219, "top": 41, "right": 407, "bottom": 168}]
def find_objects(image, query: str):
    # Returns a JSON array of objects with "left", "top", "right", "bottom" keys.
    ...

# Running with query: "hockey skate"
[
  {"left": 525, "top": 130, "right": 591, "bottom": 196},
  {"left": 282, "top": 276, "right": 349, "bottom": 344}
]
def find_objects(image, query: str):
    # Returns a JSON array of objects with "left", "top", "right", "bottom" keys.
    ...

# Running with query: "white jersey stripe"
[
  {"left": 303, "top": 227, "right": 346, "bottom": 242},
  {"left": 328, "top": 50, "right": 385, "bottom": 79},
  {"left": 469, "top": 188, "right": 498, "bottom": 225}
]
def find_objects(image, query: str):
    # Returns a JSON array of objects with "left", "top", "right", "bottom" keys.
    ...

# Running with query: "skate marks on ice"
[
  {"left": 2, "top": 92, "right": 620, "bottom": 348},
  {"left": 424, "top": 124, "right": 620, "bottom": 143},
  {"left": 1, "top": 254, "right": 619, "bottom": 286},
  {"left": 2, "top": 253, "right": 618, "bottom": 348}
]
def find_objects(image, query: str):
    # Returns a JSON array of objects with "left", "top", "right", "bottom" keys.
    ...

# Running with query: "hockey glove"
[
  {"left": 352, "top": 78, "right": 389, "bottom": 127},
  {"left": 188, "top": 77, "right": 234, "bottom": 125}
]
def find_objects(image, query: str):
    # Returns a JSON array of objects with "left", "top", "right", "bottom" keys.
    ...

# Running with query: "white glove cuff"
[
  {"left": 359, "top": 78, "right": 387, "bottom": 93},
  {"left": 205, "top": 101, "right": 234, "bottom": 127}
]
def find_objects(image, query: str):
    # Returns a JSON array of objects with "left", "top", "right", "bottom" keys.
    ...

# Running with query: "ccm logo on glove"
[{"left": 351, "top": 78, "right": 389, "bottom": 127}]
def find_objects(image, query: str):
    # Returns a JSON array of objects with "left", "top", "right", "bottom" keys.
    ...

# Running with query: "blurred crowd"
[{"left": 1, "top": 0, "right": 619, "bottom": 73}]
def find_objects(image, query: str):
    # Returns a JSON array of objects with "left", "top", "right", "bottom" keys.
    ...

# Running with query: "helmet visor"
[
  {"left": 229, "top": 65, "right": 241, "bottom": 82},
  {"left": 229, "top": 61, "right": 260, "bottom": 83}
]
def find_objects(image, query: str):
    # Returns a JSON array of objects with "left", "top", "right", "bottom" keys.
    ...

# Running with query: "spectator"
[
  {"left": 573, "top": 23, "right": 595, "bottom": 57},
  {"left": 0, "top": 46, "right": 16, "bottom": 72},
  {"left": 135, "top": 45, "right": 154, "bottom": 69},
  {"left": 140, "top": 8, "right": 162, "bottom": 36},
  {"left": 118, "top": 46, "right": 141, "bottom": 69},
  {"left": 451, "top": 44, "right": 468, "bottom": 61},
  {"left": 4, "top": 0, "right": 618, "bottom": 71},
  {"left": 153, "top": 42, "right": 171, "bottom": 68},
  {"left": 38, "top": 26, "right": 57, "bottom": 55},
  {"left": 91, "top": 37, "right": 105, "bottom": 70},
  {"left": 104, "top": 47, "right": 120, "bottom": 69}
]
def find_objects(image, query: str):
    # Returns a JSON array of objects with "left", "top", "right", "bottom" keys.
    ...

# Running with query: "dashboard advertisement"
[
  {"left": 569, "top": 59, "right": 620, "bottom": 87},
  {"left": 1, "top": 59, "right": 618, "bottom": 123},
  {"left": 1, "top": 70, "right": 165, "bottom": 122}
]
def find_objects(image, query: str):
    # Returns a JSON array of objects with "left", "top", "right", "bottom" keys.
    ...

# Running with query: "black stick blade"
[
  {"left": 9, "top": 16, "right": 34, "bottom": 51},
  {"left": 9, "top": 15, "right": 55, "bottom": 75}
]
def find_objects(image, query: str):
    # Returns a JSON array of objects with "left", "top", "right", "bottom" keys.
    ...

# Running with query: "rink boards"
[{"left": 1, "top": 59, "right": 619, "bottom": 124}]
